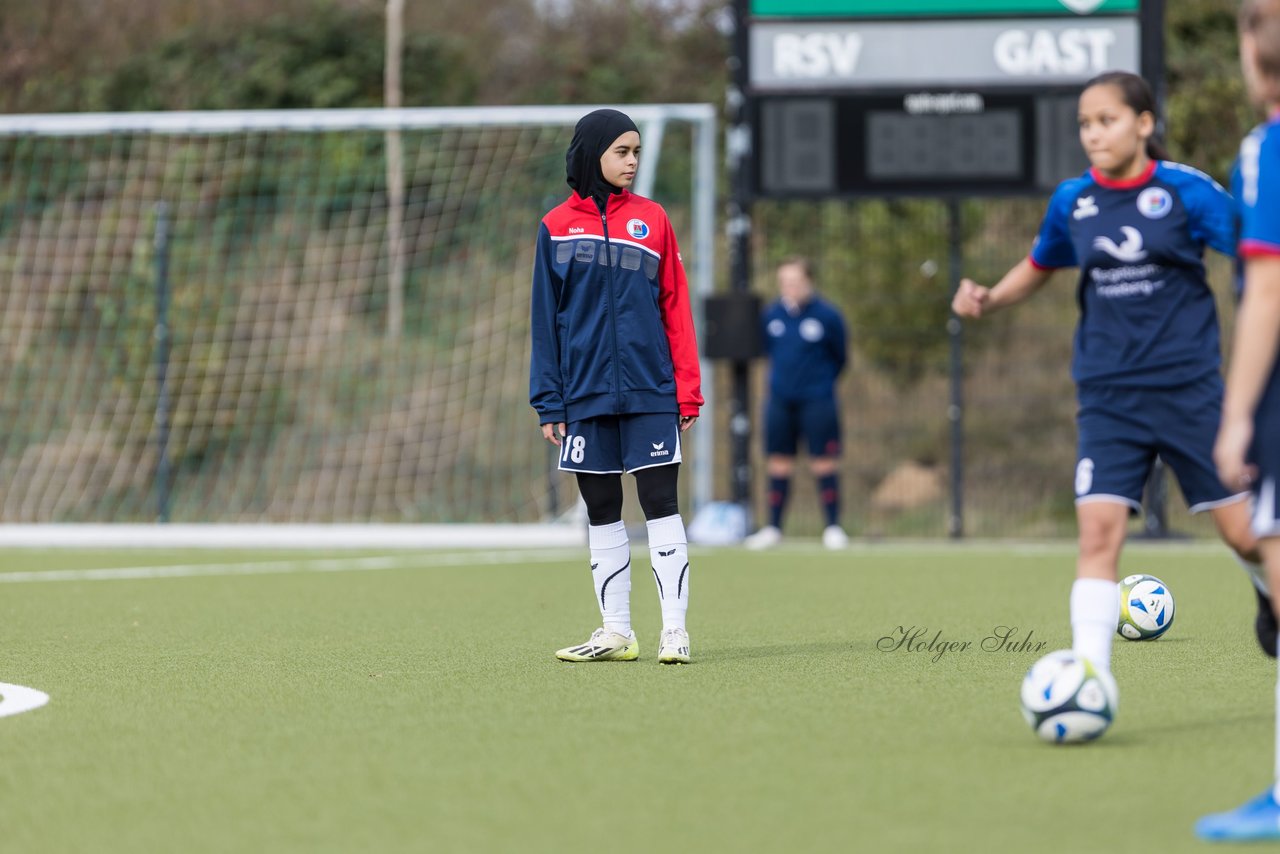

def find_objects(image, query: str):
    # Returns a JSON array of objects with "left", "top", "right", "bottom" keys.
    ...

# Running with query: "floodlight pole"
[
  {"left": 946, "top": 199, "right": 965, "bottom": 539},
  {"left": 727, "top": 0, "right": 755, "bottom": 526},
  {"left": 154, "top": 202, "right": 173, "bottom": 524},
  {"left": 385, "top": 0, "right": 406, "bottom": 341},
  {"left": 1142, "top": 0, "right": 1166, "bottom": 114},
  {"left": 1139, "top": 0, "right": 1174, "bottom": 539}
]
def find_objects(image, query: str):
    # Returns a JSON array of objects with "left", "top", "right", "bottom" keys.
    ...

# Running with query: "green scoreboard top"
[
  {"left": 750, "top": 0, "right": 1137, "bottom": 16},
  {"left": 735, "top": 0, "right": 1161, "bottom": 197}
]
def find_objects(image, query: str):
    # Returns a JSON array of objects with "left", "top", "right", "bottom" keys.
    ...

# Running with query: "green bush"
[{"left": 97, "top": 4, "right": 475, "bottom": 111}]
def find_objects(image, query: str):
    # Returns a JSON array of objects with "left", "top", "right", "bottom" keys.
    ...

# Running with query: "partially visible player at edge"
[
  {"left": 529, "top": 109, "right": 702, "bottom": 665},
  {"left": 951, "top": 72, "right": 1267, "bottom": 700},
  {"left": 1196, "top": 0, "right": 1280, "bottom": 841}
]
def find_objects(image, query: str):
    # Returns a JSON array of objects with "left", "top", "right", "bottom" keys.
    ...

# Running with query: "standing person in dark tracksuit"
[{"left": 745, "top": 257, "right": 850, "bottom": 551}]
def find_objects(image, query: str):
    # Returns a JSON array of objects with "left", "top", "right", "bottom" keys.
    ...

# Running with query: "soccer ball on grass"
[
  {"left": 1117, "top": 573, "right": 1175, "bottom": 641},
  {"left": 1020, "top": 649, "right": 1118, "bottom": 743}
]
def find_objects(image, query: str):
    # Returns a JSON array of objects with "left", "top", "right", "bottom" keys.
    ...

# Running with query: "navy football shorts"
[
  {"left": 1074, "top": 375, "right": 1246, "bottom": 514},
  {"left": 764, "top": 396, "right": 842, "bottom": 458},
  {"left": 556, "top": 413, "right": 682, "bottom": 474}
]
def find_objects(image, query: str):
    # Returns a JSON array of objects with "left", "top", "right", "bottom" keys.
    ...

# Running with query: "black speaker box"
[{"left": 702, "top": 292, "right": 763, "bottom": 360}]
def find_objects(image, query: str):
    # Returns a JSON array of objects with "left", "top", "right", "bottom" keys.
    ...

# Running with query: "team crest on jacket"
[
  {"left": 799, "top": 318, "right": 825, "bottom": 342},
  {"left": 627, "top": 218, "right": 650, "bottom": 239},
  {"left": 1137, "top": 187, "right": 1172, "bottom": 219}
]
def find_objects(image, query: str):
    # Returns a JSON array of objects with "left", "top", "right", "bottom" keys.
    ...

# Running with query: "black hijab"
[{"left": 565, "top": 108, "right": 640, "bottom": 212}]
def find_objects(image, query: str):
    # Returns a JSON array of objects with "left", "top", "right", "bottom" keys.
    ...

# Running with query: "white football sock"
[
  {"left": 1236, "top": 553, "right": 1270, "bottom": 596},
  {"left": 647, "top": 514, "right": 689, "bottom": 631},
  {"left": 1071, "top": 577, "right": 1119, "bottom": 672},
  {"left": 588, "top": 521, "right": 631, "bottom": 636}
]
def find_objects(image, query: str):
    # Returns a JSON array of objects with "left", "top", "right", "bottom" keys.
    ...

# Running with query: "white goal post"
[{"left": 0, "top": 104, "right": 717, "bottom": 548}]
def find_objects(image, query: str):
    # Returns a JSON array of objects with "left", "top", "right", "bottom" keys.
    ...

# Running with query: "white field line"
[
  {"left": 0, "top": 683, "right": 50, "bottom": 718},
  {"left": 0, "top": 540, "right": 1232, "bottom": 584},
  {"left": 0, "top": 549, "right": 584, "bottom": 584},
  {"left": 726, "top": 539, "right": 1233, "bottom": 556},
  {"left": 0, "top": 523, "right": 586, "bottom": 549}
]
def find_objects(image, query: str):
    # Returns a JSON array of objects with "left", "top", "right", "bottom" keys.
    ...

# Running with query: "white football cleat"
[
  {"left": 822, "top": 525, "right": 849, "bottom": 550},
  {"left": 744, "top": 525, "right": 782, "bottom": 550},
  {"left": 658, "top": 627, "right": 690, "bottom": 664},
  {"left": 555, "top": 627, "right": 639, "bottom": 662}
]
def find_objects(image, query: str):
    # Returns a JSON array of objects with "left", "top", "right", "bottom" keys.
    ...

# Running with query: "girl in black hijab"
[
  {"left": 565, "top": 108, "right": 640, "bottom": 212},
  {"left": 529, "top": 108, "right": 704, "bottom": 665}
]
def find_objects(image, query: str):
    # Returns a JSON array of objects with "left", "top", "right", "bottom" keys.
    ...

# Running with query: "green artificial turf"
[{"left": 0, "top": 542, "right": 1270, "bottom": 853}]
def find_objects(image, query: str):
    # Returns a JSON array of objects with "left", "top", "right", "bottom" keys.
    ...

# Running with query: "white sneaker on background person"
[
  {"left": 822, "top": 525, "right": 849, "bottom": 550},
  {"left": 743, "top": 525, "right": 782, "bottom": 550}
]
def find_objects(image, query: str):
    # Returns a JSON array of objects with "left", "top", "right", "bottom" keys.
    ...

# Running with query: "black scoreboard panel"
[
  {"left": 866, "top": 109, "right": 1022, "bottom": 180},
  {"left": 754, "top": 91, "right": 1090, "bottom": 198}
]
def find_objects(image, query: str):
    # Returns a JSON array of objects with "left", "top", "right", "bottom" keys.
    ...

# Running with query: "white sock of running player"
[
  {"left": 589, "top": 521, "right": 631, "bottom": 636},
  {"left": 647, "top": 514, "right": 689, "bottom": 631},
  {"left": 1070, "top": 577, "right": 1119, "bottom": 672},
  {"left": 1236, "top": 553, "right": 1270, "bottom": 596}
]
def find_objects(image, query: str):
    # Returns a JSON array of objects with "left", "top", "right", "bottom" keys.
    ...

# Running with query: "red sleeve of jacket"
[{"left": 657, "top": 211, "right": 703, "bottom": 416}]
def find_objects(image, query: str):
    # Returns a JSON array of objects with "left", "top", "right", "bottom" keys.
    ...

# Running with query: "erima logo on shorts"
[{"left": 650, "top": 440, "right": 670, "bottom": 458}]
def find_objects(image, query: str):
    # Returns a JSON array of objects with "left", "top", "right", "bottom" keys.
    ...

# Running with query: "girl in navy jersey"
[
  {"left": 529, "top": 109, "right": 702, "bottom": 665},
  {"left": 952, "top": 72, "right": 1266, "bottom": 695},
  {"left": 1197, "top": 0, "right": 1280, "bottom": 840}
]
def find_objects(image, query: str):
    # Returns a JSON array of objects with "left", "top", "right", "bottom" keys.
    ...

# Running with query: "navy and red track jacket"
[{"left": 529, "top": 189, "right": 702, "bottom": 425}]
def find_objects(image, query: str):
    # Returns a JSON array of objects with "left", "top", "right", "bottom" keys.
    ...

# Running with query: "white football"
[
  {"left": 1020, "top": 649, "right": 1118, "bottom": 743},
  {"left": 1117, "top": 573, "right": 1175, "bottom": 641}
]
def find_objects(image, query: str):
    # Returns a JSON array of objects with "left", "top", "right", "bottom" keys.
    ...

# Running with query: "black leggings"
[{"left": 576, "top": 465, "right": 680, "bottom": 525}]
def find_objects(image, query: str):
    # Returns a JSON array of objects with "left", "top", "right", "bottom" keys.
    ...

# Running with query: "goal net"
[{"left": 0, "top": 106, "right": 716, "bottom": 543}]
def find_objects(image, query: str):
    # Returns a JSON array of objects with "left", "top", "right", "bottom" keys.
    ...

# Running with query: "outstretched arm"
[{"left": 951, "top": 257, "right": 1055, "bottom": 320}]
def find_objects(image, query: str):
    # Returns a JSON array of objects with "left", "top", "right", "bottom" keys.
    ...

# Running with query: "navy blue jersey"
[
  {"left": 761, "top": 296, "right": 848, "bottom": 402},
  {"left": 1031, "top": 161, "right": 1235, "bottom": 388},
  {"left": 1232, "top": 119, "right": 1280, "bottom": 463}
]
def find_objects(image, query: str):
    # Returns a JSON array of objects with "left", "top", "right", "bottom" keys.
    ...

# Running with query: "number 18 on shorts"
[{"left": 557, "top": 413, "right": 682, "bottom": 474}]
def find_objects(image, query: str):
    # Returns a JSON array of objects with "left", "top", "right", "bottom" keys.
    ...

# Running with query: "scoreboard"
[
  {"left": 719, "top": 0, "right": 1164, "bottom": 531},
  {"left": 737, "top": 0, "right": 1162, "bottom": 198}
]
